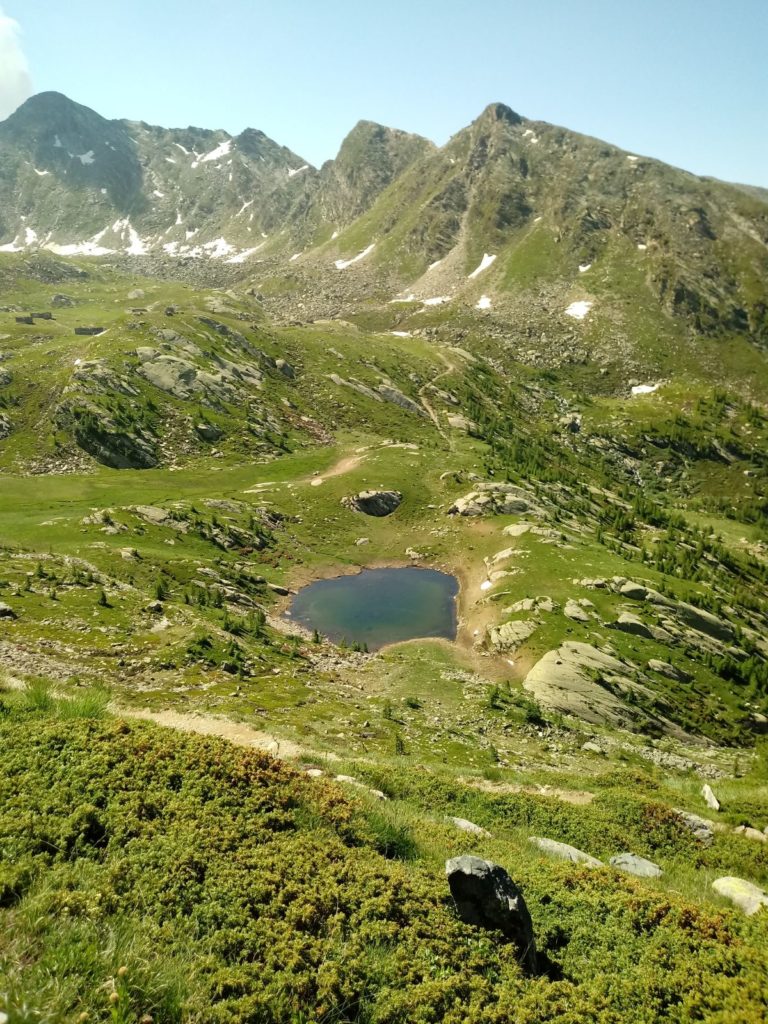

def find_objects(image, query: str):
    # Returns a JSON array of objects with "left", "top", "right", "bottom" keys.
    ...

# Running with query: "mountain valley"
[{"left": 0, "top": 92, "right": 767, "bottom": 1024}]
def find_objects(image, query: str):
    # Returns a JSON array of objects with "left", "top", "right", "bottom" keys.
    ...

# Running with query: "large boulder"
[
  {"left": 529, "top": 836, "right": 604, "bottom": 868},
  {"left": 342, "top": 490, "right": 402, "bottom": 517},
  {"left": 613, "top": 612, "right": 654, "bottom": 639},
  {"left": 712, "top": 877, "right": 768, "bottom": 915},
  {"left": 610, "top": 853, "right": 662, "bottom": 878},
  {"left": 446, "top": 856, "right": 536, "bottom": 972}
]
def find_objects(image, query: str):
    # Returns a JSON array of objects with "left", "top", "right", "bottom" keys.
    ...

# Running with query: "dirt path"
[
  {"left": 418, "top": 349, "right": 458, "bottom": 442},
  {"left": 117, "top": 707, "right": 307, "bottom": 758},
  {"left": 1, "top": 673, "right": 307, "bottom": 761},
  {"left": 306, "top": 450, "right": 368, "bottom": 486}
]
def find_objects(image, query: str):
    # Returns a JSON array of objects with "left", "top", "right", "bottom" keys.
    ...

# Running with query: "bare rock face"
[
  {"left": 446, "top": 856, "right": 536, "bottom": 973},
  {"left": 342, "top": 490, "right": 402, "bottom": 517}
]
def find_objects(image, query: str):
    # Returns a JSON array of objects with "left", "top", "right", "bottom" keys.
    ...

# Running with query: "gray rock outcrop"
[
  {"left": 529, "top": 836, "right": 604, "bottom": 868},
  {"left": 647, "top": 659, "right": 691, "bottom": 682},
  {"left": 446, "top": 856, "right": 537, "bottom": 972},
  {"left": 675, "top": 809, "right": 715, "bottom": 845},
  {"left": 449, "top": 483, "right": 542, "bottom": 518},
  {"left": 489, "top": 620, "right": 537, "bottom": 651},
  {"left": 564, "top": 599, "right": 590, "bottom": 622}
]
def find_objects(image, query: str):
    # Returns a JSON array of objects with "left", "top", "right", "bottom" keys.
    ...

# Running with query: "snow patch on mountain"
[
  {"left": 335, "top": 243, "right": 375, "bottom": 270},
  {"left": 468, "top": 253, "right": 496, "bottom": 279},
  {"left": 77, "top": 151, "right": 95, "bottom": 165},
  {"left": 423, "top": 296, "right": 450, "bottom": 306},
  {"left": 476, "top": 295, "right": 492, "bottom": 310},
  {"left": 288, "top": 164, "right": 309, "bottom": 178},
  {"left": 197, "top": 140, "right": 232, "bottom": 166},
  {"left": 202, "top": 237, "right": 235, "bottom": 259},
  {"left": 225, "top": 245, "right": 265, "bottom": 264}
]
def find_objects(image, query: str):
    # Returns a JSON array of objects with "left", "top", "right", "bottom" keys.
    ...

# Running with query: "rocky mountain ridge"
[{"left": 1, "top": 93, "right": 766, "bottom": 360}]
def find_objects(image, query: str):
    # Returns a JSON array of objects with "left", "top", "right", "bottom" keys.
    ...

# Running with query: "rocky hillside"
[{"left": 0, "top": 92, "right": 427, "bottom": 263}]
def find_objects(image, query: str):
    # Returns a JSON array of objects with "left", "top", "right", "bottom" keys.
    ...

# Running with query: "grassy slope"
[{"left": 1, "top": 690, "right": 766, "bottom": 1024}]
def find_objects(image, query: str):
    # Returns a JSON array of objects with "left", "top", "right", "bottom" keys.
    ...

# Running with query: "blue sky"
[{"left": 2, "top": 0, "right": 766, "bottom": 185}]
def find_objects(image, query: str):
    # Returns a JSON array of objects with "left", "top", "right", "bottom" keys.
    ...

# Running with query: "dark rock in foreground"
[{"left": 446, "top": 855, "right": 536, "bottom": 973}]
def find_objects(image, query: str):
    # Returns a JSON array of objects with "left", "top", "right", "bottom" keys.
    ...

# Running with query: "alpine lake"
[{"left": 285, "top": 567, "right": 459, "bottom": 651}]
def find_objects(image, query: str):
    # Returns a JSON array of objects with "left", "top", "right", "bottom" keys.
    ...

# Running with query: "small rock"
[
  {"left": 701, "top": 784, "right": 720, "bottom": 812},
  {"left": 0, "top": 602, "right": 17, "bottom": 619},
  {"left": 581, "top": 741, "right": 605, "bottom": 755},
  {"left": 733, "top": 825, "right": 766, "bottom": 843},
  {"left": 712, "top": 876, "right": 768, "bottom": 915},
  {"left": 529, "top": 836, "right": 604, "bottom": 868},
  {"left": 610, "top": 853, "right": 662, "bottom": 878},
  {"left": 305, "top": 768, "right": 324, "bottom": 778},
  {"left": 268, "top": 583, "right": 289, "bottom": 596},
  {"left": 333, "top": 775, "right": 387, "bottom": 799},
  {"left": 448, "top": 816, "right": 492, "bottom": 837},
  {"left": 445, "top": 855, "right": 537, "bottom": 973},
  {"left": 675, "top": 809, "right": 715, "bottom": 845}
]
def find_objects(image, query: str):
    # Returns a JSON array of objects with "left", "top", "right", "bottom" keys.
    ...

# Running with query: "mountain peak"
[
  {"left": 4, "top": 90, "right": 96, "bottom": 124},
  {"left": 476, "top": 102, "right": 524, "bottom": 127}
]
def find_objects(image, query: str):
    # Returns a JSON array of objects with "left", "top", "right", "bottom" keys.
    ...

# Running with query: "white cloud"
[{"left": 0, "top": 8, "right": 32, "bottom": 121}]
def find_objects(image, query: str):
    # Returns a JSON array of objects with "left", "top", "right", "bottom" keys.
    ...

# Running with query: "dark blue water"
[{"left": 286, "top": 567, "right": 459, "bottom": 650}]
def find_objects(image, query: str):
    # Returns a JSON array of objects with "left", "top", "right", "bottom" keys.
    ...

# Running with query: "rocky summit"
[{"left": 0, "top": 89, "right": 767, "bottom": 1024}]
